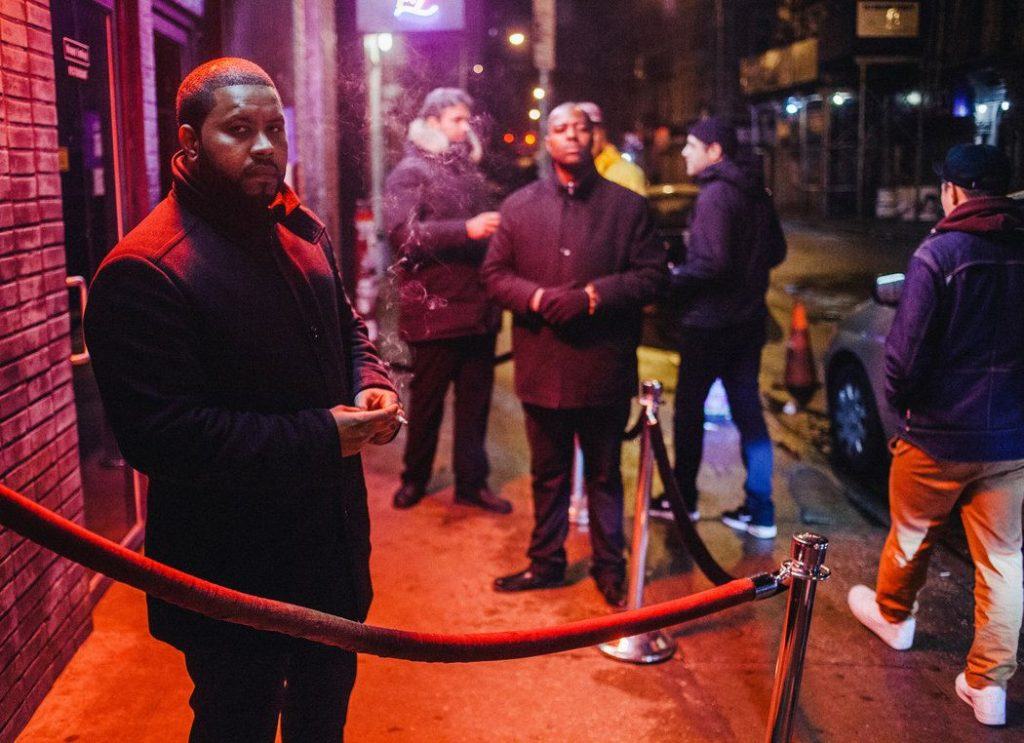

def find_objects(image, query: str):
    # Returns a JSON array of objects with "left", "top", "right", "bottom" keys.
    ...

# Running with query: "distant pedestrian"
[
  {"left": 385, "top": 88, "right": 511, "bottom": 514},
  {"left": 578, "top": 102, "right": 647, "bottom": 196},
  {"left": 652, "top": 116, "right": 786, "bottom": 539},
  {"left": 849, "top": 144, "right": 1024, "bottom": 727},
  {"left": 482, "top": 102, "right": 665, "bottom": 607}
]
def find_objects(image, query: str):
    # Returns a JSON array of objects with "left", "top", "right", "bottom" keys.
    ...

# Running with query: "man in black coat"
[
  {"left": 385, "top": 88, "right": 510, "bottom": 514},
  {"left": 84, "top": 58, "right": 401, "bottom": 742},
  {"left": 654, "top": 117, "right": 786, "bottom": 540},
  {"left": 482, "top": 102, "right": 666, "bottom": 607}
]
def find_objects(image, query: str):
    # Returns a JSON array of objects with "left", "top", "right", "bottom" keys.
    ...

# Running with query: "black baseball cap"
[{"left": 934, "top": 144, "right": 1012, "bottom": 194}]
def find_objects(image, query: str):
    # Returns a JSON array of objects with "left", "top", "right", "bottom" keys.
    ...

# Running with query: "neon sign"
[
  {"left": 394, "top": 0, "right": 439, "bottom": 18},
  {"left": 357, "top": 0, "right": 463, "bottom": 32}
]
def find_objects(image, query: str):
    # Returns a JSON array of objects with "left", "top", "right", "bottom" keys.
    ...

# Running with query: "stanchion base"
[{"left": 598, "top": 630, "right": 676, "bottom": 664}]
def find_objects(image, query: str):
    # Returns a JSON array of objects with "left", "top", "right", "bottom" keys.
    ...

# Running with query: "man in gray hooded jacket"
[{"left": 384, "top": 88, "right": 510, "bottom": 514}]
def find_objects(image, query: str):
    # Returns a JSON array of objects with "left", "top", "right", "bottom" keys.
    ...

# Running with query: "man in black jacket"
[
  {"left": 483, "top": 102, "right": 666, "bottom": 607},
  {"left": 85, "top": 59, "right": 401, "bottom": 742},
  {"left": 385, "top": 88, "right": 510, "bottom": 514},
  {"left": 654, "top": 117, "right": 786, "bottom": 540}
]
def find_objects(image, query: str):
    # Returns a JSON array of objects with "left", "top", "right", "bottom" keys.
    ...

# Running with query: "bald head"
[{"left": 176, "top": 57, "right": 277, "bottom": 132}]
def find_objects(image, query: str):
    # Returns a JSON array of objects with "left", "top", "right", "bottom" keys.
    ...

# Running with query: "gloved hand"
[{"left": 539, "top": 286, "right": 590, "bottom": 327}]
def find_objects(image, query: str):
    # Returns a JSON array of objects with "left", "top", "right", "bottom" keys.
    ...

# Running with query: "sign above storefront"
[
  {"left": 740, "top": 39, "right": 818, "bottom": 96},
  {"left": 856, "top": 2, "right": 920, "bottom": 38},
  {"left": 357, "top": 0, "right": 464, "bottom": 33}
]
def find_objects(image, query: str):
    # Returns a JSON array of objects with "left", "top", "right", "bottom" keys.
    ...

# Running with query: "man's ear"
[
  {"left": 708, "top": 142, "right": 724, "bottom": 164},
  {"left": 179, "top": 124, "right": 199, "bottom": 161},
  {"left": 424, "top": 115, "right": 441, "bottom": 130}
]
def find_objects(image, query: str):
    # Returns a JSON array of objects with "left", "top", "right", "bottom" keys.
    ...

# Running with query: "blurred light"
[
  {"left": 977, "top": 103, "right": 989, "bottom": 114},
  {"left": 376, "top": 33, "right": 393, "bottom": 53},
  {"left": 831, "top": 91, "right": 852, "bottom": 107},
  {"left": 503, "top": 132, "right": 515, "bottom": 144},
  {"left": 1001, "top": 100, "right": 1011, "bottom": 111},
  {"left": 524, "top": 132, "right": 537, "bottom": 146},
  {"left": 953, "top": 93, "right": 970, "bottom": 118},
  {"left": 532, "top": 87, "right": 546, "bottom": 100},
  {"left": 905, "top": 90, "right": 922, "bottom": 106},
  {"left": 472, "top": 64, "right": 484, "bottom": 74},
  {"left": 785, "top": 102, "right": 799, "bottom": 115},
  {"left": 621, "top": 152, "right": 634, "bottom": 162},
  {"left": 508, "top": 31, "right": 526, "bottom": 46},
  {"left": 528, "top": 108, "right": 541, "bottom": 121}
]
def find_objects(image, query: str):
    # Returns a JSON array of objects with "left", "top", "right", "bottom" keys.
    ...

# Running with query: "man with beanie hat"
[
  {"left": 651, "top": 116, "right": 787, "bottom": 539},
  {"left": 848, "top": 144, "right": 1024, "bottom": 727}
]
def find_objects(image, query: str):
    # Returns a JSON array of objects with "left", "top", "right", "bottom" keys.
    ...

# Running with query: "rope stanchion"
[
  {"left": 647, "top": 418, "right": 735, "bottom": 586},
  {"left": 0, "top": 482, "right": 776, "bottom": 664}
]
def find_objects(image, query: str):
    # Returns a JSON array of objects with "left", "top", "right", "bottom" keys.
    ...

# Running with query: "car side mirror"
[{"left": 872, "top": 273, "right": 905, "bottom": 306}]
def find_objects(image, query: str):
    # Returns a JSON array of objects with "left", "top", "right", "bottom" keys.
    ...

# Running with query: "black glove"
[{"left": 539, "top": 287, "right": 589, "bottom": 326}]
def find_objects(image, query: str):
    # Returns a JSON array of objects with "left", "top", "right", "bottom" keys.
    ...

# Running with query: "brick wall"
[{"left": 0, "top": 1, "right": 94, "bottom": 741}]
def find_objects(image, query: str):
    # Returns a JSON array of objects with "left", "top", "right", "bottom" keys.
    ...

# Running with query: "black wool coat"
[
  {"left": 384, "top": 132, "right": 501, "bottom": 343},
  {"left": 84, "top": 159, "right": 395, "bottom": 649},
  {"left": 482, "top": 172, "right": 667, "bottom": 409}
]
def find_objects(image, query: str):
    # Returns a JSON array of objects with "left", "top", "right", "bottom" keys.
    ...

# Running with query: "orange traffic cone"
[{"left": 784, "top": 299, "right": 820, "bottom": 408}]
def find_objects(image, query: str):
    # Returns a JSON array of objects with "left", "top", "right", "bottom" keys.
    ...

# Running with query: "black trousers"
[
  {"left": 522, "top": 401, "right": 630, "bottom": 578},
  {"left": 672, "top": 317, "right": 774, "bottom": 524},
  {"left": 183, "top": 637, "right": 357, "bottom": 743},
  {"left": 402, "top": 334, "right": 496, "bottom": 493}
]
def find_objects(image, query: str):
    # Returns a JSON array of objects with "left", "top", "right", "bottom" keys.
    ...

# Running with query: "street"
[{"left": 17, "top": 222, "right": 1024, "bottom": 739}]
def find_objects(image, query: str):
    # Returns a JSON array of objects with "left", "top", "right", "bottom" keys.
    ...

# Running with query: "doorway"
[{"left": 52, "top": 0, "right": 141, "bottom": 548}]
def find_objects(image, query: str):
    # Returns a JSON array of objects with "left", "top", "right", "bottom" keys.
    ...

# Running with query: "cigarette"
[{"left": 397, "top": 413, "right": 409, "bottom": 426}]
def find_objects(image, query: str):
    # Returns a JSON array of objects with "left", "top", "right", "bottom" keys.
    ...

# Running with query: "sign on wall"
[
  {"left": 856, "top": 2, "right": 920, "bottom": 38},
  {"left": 357, "top": 0, "right": 465, "bottom": 33}
]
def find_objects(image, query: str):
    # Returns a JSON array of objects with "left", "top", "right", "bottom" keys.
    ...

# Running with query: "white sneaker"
[
  {"left": 847, "top": 584, "right": 915, "bottom": 650},
  {"left": 955, "top": 672, "right": 1006, "bottom": 726}
]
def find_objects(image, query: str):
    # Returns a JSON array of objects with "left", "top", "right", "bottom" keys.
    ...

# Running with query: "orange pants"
[{"left": 875, "top": 438, "right": 1024, "bottom": 688}]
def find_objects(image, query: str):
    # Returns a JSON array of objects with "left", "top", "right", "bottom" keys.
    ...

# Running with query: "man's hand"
[
  {"left": 354, "top": 388, "right": 404, "bottom": 445},
  {"left": 332, "top": 390, "right": 402, "bottom": 457},
  {"left": 539, "top": 286, "right": 590, "bottom": 326},
  {"left": 466, "top": 211, "right": 501, "bottom": 240}
]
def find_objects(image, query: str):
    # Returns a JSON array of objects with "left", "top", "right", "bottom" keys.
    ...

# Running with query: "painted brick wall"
[{"left": 0, "top": 1, "right": 93, "bottom": 740}]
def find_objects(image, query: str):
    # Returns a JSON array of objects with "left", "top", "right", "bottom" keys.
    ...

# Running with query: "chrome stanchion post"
[
  {"left": 569, "top": 436, "right": 588, "bottom": 527},
  {"left": 765, "top": 533, "right": 830, "bottom": 743},
  {"left": 599, "top": 380, "right": 676, "bottom": 664}
]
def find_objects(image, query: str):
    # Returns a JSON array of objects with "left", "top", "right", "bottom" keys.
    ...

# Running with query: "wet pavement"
[{"left": 15, "top": 325, "right": 1024, "bottom": 741}]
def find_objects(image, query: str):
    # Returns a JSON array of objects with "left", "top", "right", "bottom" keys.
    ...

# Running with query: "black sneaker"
[
  {"left": 720, "top": 506, "right": 753, "bottom": 530},
  {"left": 649, "top": 494, "right": 699, "bottom": 522}
]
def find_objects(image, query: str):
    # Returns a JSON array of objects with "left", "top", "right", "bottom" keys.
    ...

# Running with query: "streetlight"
[
  {"left": 532, "top": 86, "right": 546, "bottom": 100},
  {"left": 528, "top": 108, "right": 541, "bottom": 121},
  {"left": 472, "top": 64, "right": 484, "bottom": 74},
  {"left": 508, "top": 31, "right": 526, "bottom": 46}
]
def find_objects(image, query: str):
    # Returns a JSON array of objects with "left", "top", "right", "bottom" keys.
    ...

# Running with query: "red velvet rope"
[{"left": 0, "top": 482, "right": 759, "bottom": 663}]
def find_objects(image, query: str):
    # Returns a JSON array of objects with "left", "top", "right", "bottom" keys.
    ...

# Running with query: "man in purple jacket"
[
  {"left": 849, "top": 144, "right": 1024, "bottom": 727},
  {"left": 482, "top": 103, "right": 665, "bottom": 607}
]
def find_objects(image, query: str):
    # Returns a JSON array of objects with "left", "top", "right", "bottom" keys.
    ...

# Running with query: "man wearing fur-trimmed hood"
[{"left": 384, "top": 87, "right": 510, "bottom": 514}]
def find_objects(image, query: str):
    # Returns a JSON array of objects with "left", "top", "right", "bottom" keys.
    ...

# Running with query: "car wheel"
[{"left": 828, "top": 361, "right": 888, "bottom": 481}]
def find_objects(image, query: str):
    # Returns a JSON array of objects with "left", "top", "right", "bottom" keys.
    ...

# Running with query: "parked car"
[{"left": 824, "top": 273, "right": 904, "bottom": 480}]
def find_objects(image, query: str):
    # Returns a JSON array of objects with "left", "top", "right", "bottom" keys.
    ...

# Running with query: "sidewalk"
[{"left": 15, "top": 352, "right": 1023, "bottom": 741}]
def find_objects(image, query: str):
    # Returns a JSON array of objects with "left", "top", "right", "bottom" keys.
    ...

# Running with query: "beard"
[{"left": 193, "top": 151, "right": 283, "bottom": 210}]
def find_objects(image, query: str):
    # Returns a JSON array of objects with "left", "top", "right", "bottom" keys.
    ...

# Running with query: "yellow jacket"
[{"left": 594, "top": 144, "right": 647, "bottom": 197}]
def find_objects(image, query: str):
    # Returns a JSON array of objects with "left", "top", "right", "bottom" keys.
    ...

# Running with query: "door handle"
[{"left": 66, "top": 275, "right": 90, "bottom": 366}]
